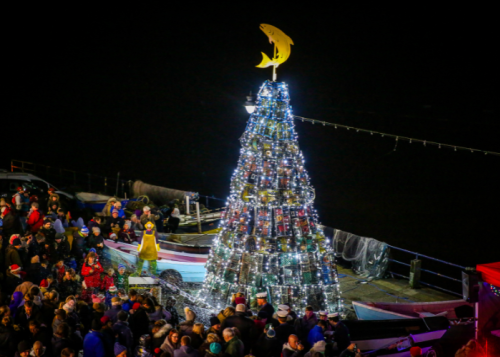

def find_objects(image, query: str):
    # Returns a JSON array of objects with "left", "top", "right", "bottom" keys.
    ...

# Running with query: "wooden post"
[
  {"left": 196, "top": 202, "right": 201, "bottom": 234},
  {"left": 409, "top": 259, "right": 421, "bottom": 289},
  {"left": 185, "top": 196, "right": 190, "bottom": 214}
]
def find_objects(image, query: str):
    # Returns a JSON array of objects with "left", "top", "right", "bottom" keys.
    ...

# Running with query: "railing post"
[{"left": 409, "top": 259, "right": 422, "bottom": 289}]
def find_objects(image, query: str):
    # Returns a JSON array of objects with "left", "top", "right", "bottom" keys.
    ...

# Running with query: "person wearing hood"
[
  {"left": 47, "top": 193, "right": 61, "bottom": 211},
  {"left": 294, "top": 306, "right": 318, "bottom": 343},
  {"left": 135, "top": 221, "right": 160, "bottom": 276},
  {"left": 303, "top": 340, "right": 326, "bottom": 357},
  {"left": 165, "top": 297, "right": 180, "bottom": 328},
  {"left": 161, "top": 328, "right": 180, "bottom": 356},
  {"left": 282, "top": 334, "right": 306, "bottom": 357},
  {"left": 129, "top": 298, "right": 153, "bottom": 345},
  {"left": 216, "top": 306, "right": 235, "bottom": 327},
  {"left": 166, "top": 208, "right": 181, "bottom": 233},
  {"left": 151, "top": 320, "right": 173, "bottom": 354},
  {"left": 87, "top": 227, "right": 105, "bottom": 256},
  {"left": 113, "top": 310, "right": 133, "bottom": 356},
  {"left": 307, "top": 320, "right": 326, "bottom": 348},
  {"left": 179, "top": 307, "right": 197, "bottom": 337},
  {"left": 9, "top": 291, "right": 24, "bottom": 319},
  {"left": 83, "top": 319, "right": 106, "bottom": 357},
  {"left": 221, "top": 304, "right": 256, "bottom": 354}
]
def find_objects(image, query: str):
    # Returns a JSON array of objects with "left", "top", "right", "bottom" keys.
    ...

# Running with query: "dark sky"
[{"left": 7, "top": 5, "right": 499, "bottom": 267}]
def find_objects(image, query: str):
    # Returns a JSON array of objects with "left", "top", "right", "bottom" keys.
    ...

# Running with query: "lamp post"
[{"left": 244, "top": 91, "right": 256, "bottom": 114}]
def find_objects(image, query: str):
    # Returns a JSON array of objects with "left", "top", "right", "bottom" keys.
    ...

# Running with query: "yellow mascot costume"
[{"left": 136, "top": 221, "right": 160, "bottom": 275}]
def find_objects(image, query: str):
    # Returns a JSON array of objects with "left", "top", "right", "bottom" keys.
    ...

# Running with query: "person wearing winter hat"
[
  {"left": 87, "top": 226, "right": 105, "bottom": 256},
  {"left": 256, "top": 324, "right": 281, "bottom": 357},
  {"left": 17, "top": 340, "right": 32, "bottom": 357},
  {"left": 105, "top": 284, "right": 118, "bottom": 308},
  {"left": 114, "top": 342, "right": 128, "bottom": 357},
  {"left": 275, "top": 310, "right": 296, "bottom": 345},
  {"left": 116, "top": 264, "right": 129, "bottom": 291},
  {"left": 71, "top": 225, "right": 88, "bottom": 261},
  {"left": 106, "top": 209, "right": 124, "bottom": 235},
  {"left": 119, "top": 220, "right": 137, "bottom": 243},
  {"left": 207, "top": 316, "right": 222, "bottom": 338},
  {"left": 5, "top": 264, "right": 24, "bottom": 292},
  {"left": 102, "top": 267, "right": 116, "bottom": 292}
]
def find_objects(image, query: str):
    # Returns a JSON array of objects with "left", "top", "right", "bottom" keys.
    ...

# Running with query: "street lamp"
[{"left": 244, "top": 92, "right": 256, "bottom": 114}]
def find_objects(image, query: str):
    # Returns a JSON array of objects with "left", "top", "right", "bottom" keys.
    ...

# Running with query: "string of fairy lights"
[{"left": 292, "top": 115, "right": 500, "bottom": 157}]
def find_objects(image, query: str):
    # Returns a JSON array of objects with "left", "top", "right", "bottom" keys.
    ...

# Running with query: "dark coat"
[
  {"left": 275, "top": 322, "right": 296, "bottom": 345},
  {"left": 221, "top": 312, "right": 257, "bottom": 354},
  {"left": 334, "top": 321, "right": 351, "bottom": 353},
  {"left": 4, "top": 271, "right": 23, "bottom": 294},
  {"left": 104, "top": 305, "right": 123, "bottom": 323},
  {"left": 0, "top": 324, "right": 16, "bottom": 357},
  {"left": 72, "top": 231, "right": 86, "bottom": 259},
  {"left": 175, "top": 345, "right": 200, "bottom": 357},
  {"left": 15, "top": 304, "right": 42, "bottom": 327},
  {"left": 5, "top": 245, "right": 23, "bottom": 269},
  {"left": 254, "top": 334, "right": 282, "bottom": 357},
  {"left": 294, "top": 313, "right": 318, "bottom": 342},
  {"left": 87, "top": 234, "right": 104, "bottom": 254},
  {"left": 113, "top": 321, "right": 134, "bottom": 353},
  {"left": 259, "top": 303, "right": 275, "bottom": 319},
  {"left": 83, "top": 330, "right": 105, "bottom": 357},
  {"left": 52, "top": 335, "right": 71, "bottom": 357},
  {"left": 190, "top": 333, "right": 205, "bottom": 350},
  {"left": 129, "top": 306, "right": 150, "bottom": 342},
  {"left": 223, "top": 336, "right": 244, "bottom": 357}
]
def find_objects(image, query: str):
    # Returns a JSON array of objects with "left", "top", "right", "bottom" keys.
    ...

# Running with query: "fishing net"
[{"left": 331, "top": 229, "right": 390, "bottom": 279}]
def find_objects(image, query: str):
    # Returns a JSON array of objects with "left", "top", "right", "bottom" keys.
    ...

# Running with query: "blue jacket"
[
  {"left": 122, "top": 299, "right": 132, "bottom": 313},
  {"left": 104, "top": 305, "right": 122, "bottom": 323},
  {"left": 307, "top": 325, "right": 325, "bottom": 347},
  {"left": 83, "top": 330, "right": 105, "bottom": 357}
]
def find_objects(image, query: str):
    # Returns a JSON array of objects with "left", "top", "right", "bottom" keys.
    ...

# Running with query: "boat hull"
[{"left": 103, "top": 240, "right": 207, "bottom": 282}]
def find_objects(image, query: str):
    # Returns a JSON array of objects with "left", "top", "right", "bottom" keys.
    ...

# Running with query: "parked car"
[{"left": 0, "top": 171, "right": 74, "bottom": 208}]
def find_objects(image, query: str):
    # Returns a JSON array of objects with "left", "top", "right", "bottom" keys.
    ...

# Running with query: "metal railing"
[{"left": 387, "top": 245, "right": 466, "bottom": 297}]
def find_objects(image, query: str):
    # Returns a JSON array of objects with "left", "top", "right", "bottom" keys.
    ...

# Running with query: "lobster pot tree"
[{"left": 198, "top": 81, "right": 342, "bottom": 314}]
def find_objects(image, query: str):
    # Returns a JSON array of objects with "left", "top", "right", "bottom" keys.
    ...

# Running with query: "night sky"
[{"left": 7, "top": 5, "right": 499, "bottom": 267}]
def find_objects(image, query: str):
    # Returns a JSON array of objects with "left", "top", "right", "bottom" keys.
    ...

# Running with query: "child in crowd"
[
  {"left": 102, "top": 268, "right": 116, "bottom": 291},
  {"left": 105, "top": 285, "right": 118, "bottom": 309},
  {"left": 119, "top": 221, "right": 137, "bottom": 243},
  {"left": 53, "top": 258, "right": 67, "bottom": 283},
  {"left": 116, "top": 264, "right": 129, "bottom": 291}
]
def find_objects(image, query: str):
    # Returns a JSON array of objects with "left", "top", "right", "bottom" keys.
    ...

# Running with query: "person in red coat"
[
  {"left": 27, "top": 202, "right": 45, "bottom": 233},
  {"left": 81, "top": 252, "right": 103, "bottom": 303}
]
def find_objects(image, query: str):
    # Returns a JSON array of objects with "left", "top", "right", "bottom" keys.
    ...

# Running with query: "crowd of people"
[{"left": 0, "top": 187, "right": 489, "bottom": 357}]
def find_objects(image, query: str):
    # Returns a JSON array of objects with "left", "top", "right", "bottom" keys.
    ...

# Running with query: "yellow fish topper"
[{"left": 256, "top": 24, "right": 293, "bottom": 80}]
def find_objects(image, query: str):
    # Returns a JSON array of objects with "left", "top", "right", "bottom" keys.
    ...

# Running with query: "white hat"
[
  {"left": 235, "top": 304, "right": 246, "bottom": 312},
  {"left": 276, "top": 310, "right": 288, "bottom": 318},
  {"left": 143, "top": 206, "right": 151, "bottom": 211},
  {"left": 278, "top": 304, "right": 289, "bottom": 311},
  {"left": 256, "top": 292, "right": 267, "bottom": 298},
  {"left": 319, "top": 310, "right": 328, "bottom": 316},
  {"left": 312, "top": 340, "right": 326, "bottom": 352},
  {"left": 327, "top": 312, "right": 339, "bottom": 318}
]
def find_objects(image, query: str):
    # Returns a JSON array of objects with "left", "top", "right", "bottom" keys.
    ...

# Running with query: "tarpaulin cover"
[{"left": 477, "top": 261, "right": 500, "bottom": 287}]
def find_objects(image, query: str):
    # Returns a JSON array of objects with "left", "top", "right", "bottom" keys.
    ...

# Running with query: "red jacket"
[
  {"left": 81, "top": 261, "right": 103, "bottom": 289},
  {"left": 101, "top": 274, "right": 115, "bottom": 291},
  {"left": 27, "top": 210, "right": 44, "bottom": 232}
]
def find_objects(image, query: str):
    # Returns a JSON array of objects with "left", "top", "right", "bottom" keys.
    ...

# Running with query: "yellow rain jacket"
[{"left": 138, "top": 222, "right": 160, "bottom": 261}]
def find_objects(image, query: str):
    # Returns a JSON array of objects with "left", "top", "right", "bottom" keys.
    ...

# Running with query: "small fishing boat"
[
  {"left": 103, "top": 239, "right": 207, "bottom": 283},
  {"left": 157, "top": 233, "right": 214, "bottom": 254},
  {"left": 344, "top": 316, "right": 452, "bottom": 356},
  {"left": 76, "top": 192, "right": 128, "bottom": 212},
  {"left": 353, "top": 300, "right": 472, "bottom": 320}
]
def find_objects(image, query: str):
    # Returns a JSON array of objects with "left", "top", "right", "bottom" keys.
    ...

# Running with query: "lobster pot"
[{"left": 128, "top": 277, "right": 162, "bottom": 305}]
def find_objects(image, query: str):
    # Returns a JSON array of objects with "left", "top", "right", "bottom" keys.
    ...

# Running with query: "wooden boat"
[
  {"left": 344, "top": 316, "right": 451, "bottom": 356},
  {"left": 176, "top": 218, "right": 221, "bottom": 234},
  {"left": 353, "top": 300, "right": 472, "bottom": 320},
  {"left": 103, "top": 239, "right": 207, "bottom": 283},
  {"left": 76, "top": 192, "right": 128, "bottom": 212}
]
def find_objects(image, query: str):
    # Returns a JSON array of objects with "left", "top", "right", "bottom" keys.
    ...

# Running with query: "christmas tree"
[{"left": 199, "top": 80, "right": 342, "bottom": 314}]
